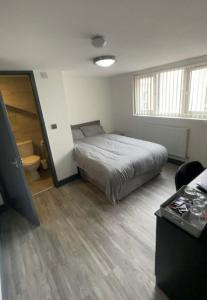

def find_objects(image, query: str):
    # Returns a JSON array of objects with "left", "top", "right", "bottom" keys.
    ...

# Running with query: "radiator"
[{"left": 142, "top": 123, "right": 190, "bottom": 160}]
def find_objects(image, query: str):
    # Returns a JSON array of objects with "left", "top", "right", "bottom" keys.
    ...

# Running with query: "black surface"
[
  {"left": 0, "top": 182, "right": 7, "bottom": 204},
  {"left": 175, "top": 161, "right": 205, "bottom": 190},
  {"left": 155, "top": 209, "right": 207, "bottom": 299},
  {"left": 56, "top": 173, "right": 80, "bottom": 187},
  {"left": 0, "top": 94, "right": 39, "bottom": 225},
  {"left": 167, "top": 157, "right": 185, "bottom": 166}
]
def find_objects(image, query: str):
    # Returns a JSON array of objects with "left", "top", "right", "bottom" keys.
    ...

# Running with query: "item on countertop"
[
  {"left": 160, "top": 186, "right": 207, "bottom": 237},
  {"left": 169, "top": 196, "right": 191, "bottom": 215},
  {"left": 184, "top": 186, "right": 197, "bottom": 197},
  {"left": 190, "top": 199, "right": 205, "bottom": 226},
  {"left": 196, "top": 182, "right": 207, "bottom": 193},
  {"left": 204, "top": 199, "right": 207, "bottom": 221}
]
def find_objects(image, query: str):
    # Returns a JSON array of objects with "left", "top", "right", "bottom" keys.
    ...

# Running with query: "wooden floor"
[{"left": 0, "top": 163, "right": 177, "bottom": 300}]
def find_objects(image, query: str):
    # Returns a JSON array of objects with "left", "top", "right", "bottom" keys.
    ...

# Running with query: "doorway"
[{"left": 0, "top": 74, "right": 54, "bottom": 196}]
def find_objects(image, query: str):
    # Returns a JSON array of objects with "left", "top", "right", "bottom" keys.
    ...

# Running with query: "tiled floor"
[{"left": 25, "top": 169, "right": 53, "bottom": 195}]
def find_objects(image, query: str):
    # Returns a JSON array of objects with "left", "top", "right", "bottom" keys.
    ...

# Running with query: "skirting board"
[
  {"left": 56, "top": 174, "right": 80, "bottom": 187},
  {"left": 168, "top": 157, "right": 185, "bottom": 166}
]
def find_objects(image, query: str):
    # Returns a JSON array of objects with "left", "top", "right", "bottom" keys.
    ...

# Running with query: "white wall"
[
  {"left": 63, "top": 74, "right": 113, "bottom": 132},
  {"left": 34, "top": 71, "right": 114, "bottom": 181},
  {"left": 34, "top": 70, "right": 76, "bottom": 181},
  {"left": 110, "top": 74, "right": 207, "bottom": 167}
]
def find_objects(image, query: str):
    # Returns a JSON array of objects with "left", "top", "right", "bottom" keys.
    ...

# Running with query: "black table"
[{"left": 155, "top": 170, "right": 207, "bottom": 300}]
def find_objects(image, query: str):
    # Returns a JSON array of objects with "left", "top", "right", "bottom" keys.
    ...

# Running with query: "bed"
[{"left": 71, "top": 121, "right": 168, "bottom": 204}]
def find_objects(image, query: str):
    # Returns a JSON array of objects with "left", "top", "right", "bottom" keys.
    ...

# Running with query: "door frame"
[{"left": 0, "top": 70, "right": 58, "bottom": 186}]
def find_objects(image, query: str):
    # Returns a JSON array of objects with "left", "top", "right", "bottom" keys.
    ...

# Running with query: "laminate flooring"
[{"left": 0, "top": 163, "right": 177, "bottom": 300}]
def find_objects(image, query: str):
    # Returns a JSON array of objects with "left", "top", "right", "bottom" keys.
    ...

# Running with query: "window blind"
[
  {"left": 187, "top": 67, "right": 207, "bottom": 119},
  {"left": 134, "top": 64, "right": 207, "bottom": 119},
  {"left": 134, "top": 75, "right": 154, "bottom": 115}
]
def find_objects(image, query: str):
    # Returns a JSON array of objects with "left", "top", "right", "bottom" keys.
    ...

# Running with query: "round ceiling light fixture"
[{"left": 93, "top": 55, "right": 116, "bottom": 68}]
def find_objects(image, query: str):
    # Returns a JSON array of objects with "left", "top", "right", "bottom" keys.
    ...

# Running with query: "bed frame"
[
  {"left": 79, "top": 167, "right": 161, "bottom": 202},
  {"left": 71, "top": 120, "right": 163, "bottom": 203},
  {"left": 71, "top": 120, "right": 100, "bottom": 130}
]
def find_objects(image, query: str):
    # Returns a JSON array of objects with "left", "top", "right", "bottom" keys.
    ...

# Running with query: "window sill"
[{"left": 133, "top": 114, "right": 207, "bottom": 122}]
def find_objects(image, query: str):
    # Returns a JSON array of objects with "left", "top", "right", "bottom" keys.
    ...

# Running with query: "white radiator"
[{"left": 142, "top": 123, "right": 190, "bottom": 160}]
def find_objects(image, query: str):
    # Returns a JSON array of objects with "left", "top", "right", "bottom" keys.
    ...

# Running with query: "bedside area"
[{"left": 111, "top": 130, "right": 125, "bottom": 136}]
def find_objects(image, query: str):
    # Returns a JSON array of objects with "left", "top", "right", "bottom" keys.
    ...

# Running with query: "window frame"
[
  {"left": 133, "top": 63, "right": 207, "bottom": 120},
  {"left": 185, "top": 65, "right": 207, "bottom": 116}
]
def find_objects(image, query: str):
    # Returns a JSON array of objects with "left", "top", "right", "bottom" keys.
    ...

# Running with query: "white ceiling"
[{"left": 1, "top": 0, "right": 207, "bottom": 76}]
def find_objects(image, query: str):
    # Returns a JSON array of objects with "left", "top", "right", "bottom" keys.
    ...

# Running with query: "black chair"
[{"left": 175, "top": 161, "right": 205, "bottom": 190}]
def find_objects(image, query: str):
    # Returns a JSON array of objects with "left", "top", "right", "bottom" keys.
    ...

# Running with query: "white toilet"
[{"left": 17, "top": 140, "right": 41, "bottom": 180}]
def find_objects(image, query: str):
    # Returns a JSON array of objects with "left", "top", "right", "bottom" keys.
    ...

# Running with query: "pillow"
[
  {"left": 72, "top": 128, "right": 84, "bottom": 141},
  {"left": 80, "top": 125, "right": 105, "bottom": 137}
]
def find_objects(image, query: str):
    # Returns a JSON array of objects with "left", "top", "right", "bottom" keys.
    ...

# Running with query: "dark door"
[{"left": 0, "top": 93, "right": 39, "bottom": 225}]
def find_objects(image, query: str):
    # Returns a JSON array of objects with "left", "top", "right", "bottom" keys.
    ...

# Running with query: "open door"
[{"left": 0, "top": 93, "right": 39, "bottom": 225}]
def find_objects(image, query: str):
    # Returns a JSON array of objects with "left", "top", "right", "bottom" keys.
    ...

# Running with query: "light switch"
[{"left": 51, "top": 124, "right": 57, "bottom": 129}]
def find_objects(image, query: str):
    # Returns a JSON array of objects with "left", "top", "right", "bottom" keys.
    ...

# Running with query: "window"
[
  {"left": 134, "top": 75, "right": 154, "bottom": 115},
  {"left": 188, "top": 68, "right": 207, "bottom": 116},
  {"left": 134, "top": 65, "right": 207, "bottom": 119},
  {"left": 158, "top": 69, "right": 184, "bottom": 116}
]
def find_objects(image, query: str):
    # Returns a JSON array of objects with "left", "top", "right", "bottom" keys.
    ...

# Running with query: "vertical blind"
[
  {"left": 188, "top": 68, "right": 207, "bottom": 118},
  {"left": 134, "top": 65, "right": 207, "bottom": 119},
  {"left": 134, "top": 75, "right": 154, "bottom": 114}
]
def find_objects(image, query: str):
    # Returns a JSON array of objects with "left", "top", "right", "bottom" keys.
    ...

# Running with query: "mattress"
[{"left": 73, "top": 134, "right": 168, "bottom": 203}]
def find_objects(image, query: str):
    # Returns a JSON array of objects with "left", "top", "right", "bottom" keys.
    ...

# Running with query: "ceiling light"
[{"left": 93, "top": 56, "right": 116, "bottom": 67}]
